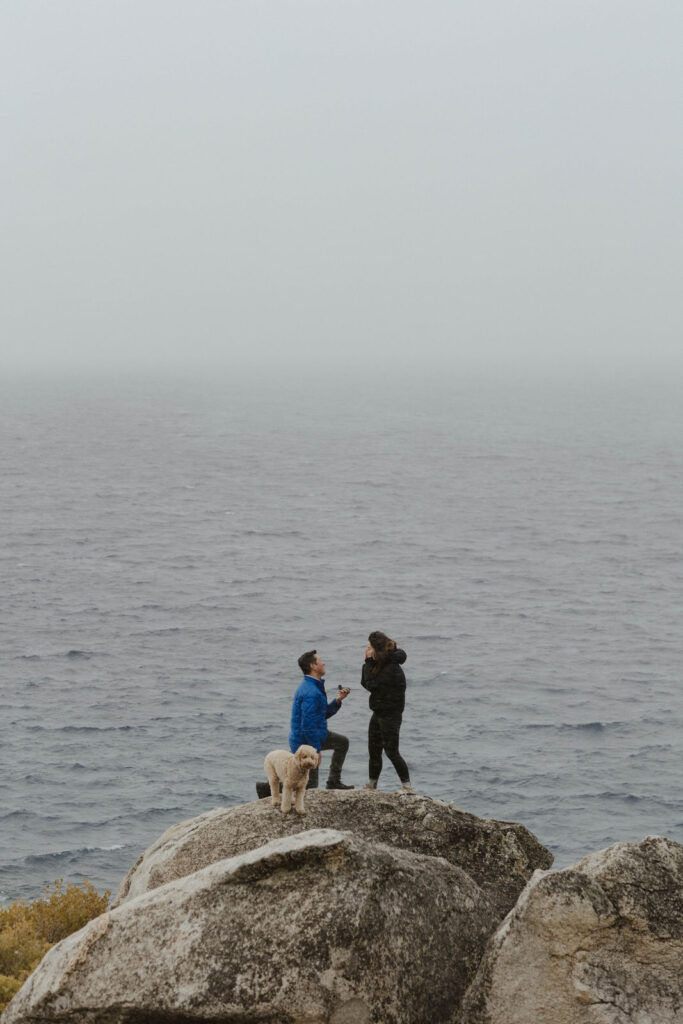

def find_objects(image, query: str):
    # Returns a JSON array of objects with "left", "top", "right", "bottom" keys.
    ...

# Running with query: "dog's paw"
[{"left": 295, "top": 808, "right": 306, "bottom": 815}]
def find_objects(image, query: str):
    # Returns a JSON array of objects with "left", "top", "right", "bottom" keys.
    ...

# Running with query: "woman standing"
[{"left": 360, "top": 630, "right": 414, "bottom": 793}]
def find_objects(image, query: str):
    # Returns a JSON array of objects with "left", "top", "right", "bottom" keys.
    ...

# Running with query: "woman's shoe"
[
  {"left": 396, "top": 782, "right": 415, "bottom": 795},
  {"left": 363, "top": 780, "right": 378, "bottom": 790}
]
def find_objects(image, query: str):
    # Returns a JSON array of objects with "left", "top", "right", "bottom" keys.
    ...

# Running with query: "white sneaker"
[{"left": 396, "top": 783, "right": 415, "bottom": 795}]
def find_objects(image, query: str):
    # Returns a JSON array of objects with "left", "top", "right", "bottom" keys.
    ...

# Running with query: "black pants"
[
  {"left": 306, "top": 730, "right": 349, "bottom": 789},
  {"left": 368, "top": 712, "right": 410, "bottom": 784}
]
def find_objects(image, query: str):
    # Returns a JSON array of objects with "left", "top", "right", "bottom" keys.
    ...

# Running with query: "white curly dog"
[{"left": 264, "top": 744, "right": 319, "bottom": 814}]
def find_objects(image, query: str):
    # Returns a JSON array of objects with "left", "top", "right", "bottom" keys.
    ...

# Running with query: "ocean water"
[{"left": 1, "top": 364, "right": 681, "bottom": 903}]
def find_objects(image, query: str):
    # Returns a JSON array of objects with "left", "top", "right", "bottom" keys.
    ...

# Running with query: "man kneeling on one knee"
[{"left": 290, "top": 650, "right": 353, "bottom": 790}]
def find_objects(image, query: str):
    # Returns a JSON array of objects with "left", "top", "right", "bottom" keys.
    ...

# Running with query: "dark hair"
[
  {"left": 298, "top": 650, "right": 318, "bottom": 675},
  {"left": 368, "top": 631, "right": 396, "bottom": 676}
]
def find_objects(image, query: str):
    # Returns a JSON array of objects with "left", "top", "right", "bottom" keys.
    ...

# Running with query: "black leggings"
[{"left": 368, "top": 712, "right": 410, "bottom": 784}]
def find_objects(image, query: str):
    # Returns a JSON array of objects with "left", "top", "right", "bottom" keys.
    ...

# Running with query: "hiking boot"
[{"left": 326, "top": 779, "right": 354, "bottom": 790}]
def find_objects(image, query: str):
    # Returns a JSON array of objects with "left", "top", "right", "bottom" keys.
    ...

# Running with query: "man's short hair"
[{"left": 298, "top": 650, "right": 317, "bottom": 675}]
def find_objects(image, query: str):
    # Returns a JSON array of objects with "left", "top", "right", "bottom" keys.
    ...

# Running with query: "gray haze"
[{"left": 2, "top": 1, "right": 681, "bottom": 373}]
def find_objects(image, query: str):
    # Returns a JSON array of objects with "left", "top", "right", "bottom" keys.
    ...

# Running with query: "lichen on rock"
[
  {"left": 7, "top": 795, "right": 677, "bottom": 1024},
  {"left": 460, "top": 835, "right": 683, "bottom": 1024},
  {"left": 113, "top": 790, "right": 552, "bottom": 923},
  {"left": 2, "top": 829, "right": 497, "bottom": 1024}
]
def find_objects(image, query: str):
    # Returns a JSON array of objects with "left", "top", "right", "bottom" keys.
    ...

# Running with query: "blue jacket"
[{"left": 289, "top": 675, "right": 340, "bottom": 752}]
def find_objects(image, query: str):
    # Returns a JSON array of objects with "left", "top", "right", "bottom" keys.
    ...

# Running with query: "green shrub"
[
  {"left": 26, "top": 879, "right": 110, "bottom": 945},
  {"left": 0, "top": 879, "right": 109, "bottom": 1013},
  {"left": 0, "top": 974, "right": 24, "bottom": 1010}
]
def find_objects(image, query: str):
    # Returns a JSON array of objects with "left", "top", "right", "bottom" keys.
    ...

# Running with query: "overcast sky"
[{"left": 2, "top": 1, "right": 681, "bottom": 374}]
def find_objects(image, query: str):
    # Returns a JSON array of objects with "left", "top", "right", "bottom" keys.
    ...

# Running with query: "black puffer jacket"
[{"left": 360, "top": 649, "right": 407, "bottom": 715}]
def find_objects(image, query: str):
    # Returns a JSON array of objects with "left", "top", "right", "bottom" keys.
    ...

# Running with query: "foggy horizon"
[{"left": 2, "top": 1, "right": 681, "bottom": 376}]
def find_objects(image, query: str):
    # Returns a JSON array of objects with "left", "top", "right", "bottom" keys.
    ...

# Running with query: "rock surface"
[
  {"left": 3, "top": 829, "right": 497, "bottom": 1024},
  {"left": 460, "top": 835, "right": 683, "bottom": 1024},
  {"left": 113, "top": 790, "right": 552, "bottom": 922}
]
